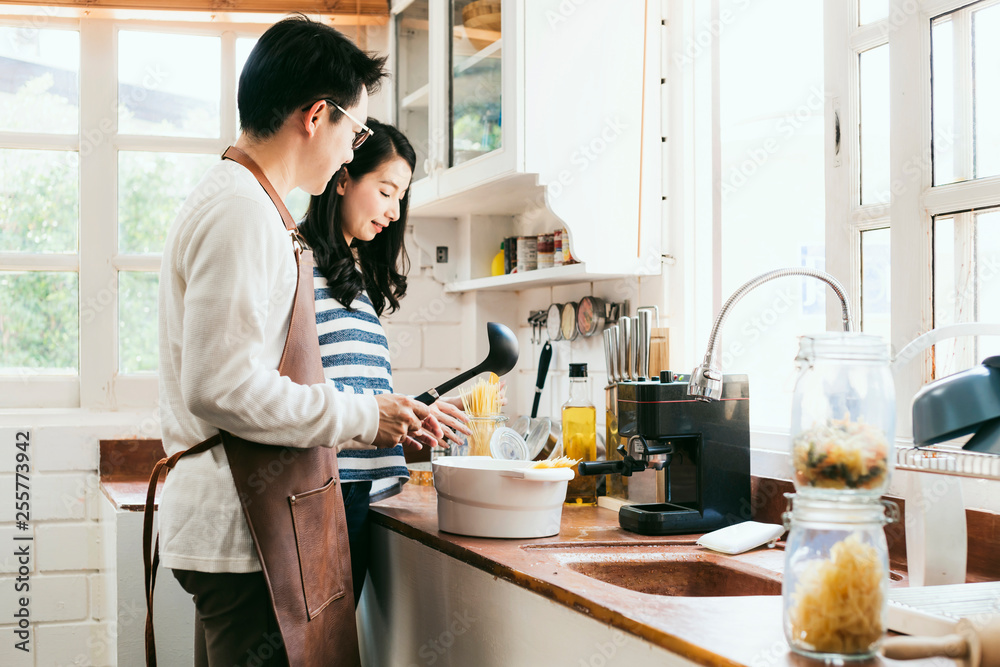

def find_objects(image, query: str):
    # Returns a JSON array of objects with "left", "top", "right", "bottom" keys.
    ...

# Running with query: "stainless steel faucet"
[{"left": 687, "top": 268, "right": 855, "bottom": 401}]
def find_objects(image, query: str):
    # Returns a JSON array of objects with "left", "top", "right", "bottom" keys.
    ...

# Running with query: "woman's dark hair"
[
  {"left": 299, "top": 119, "right": 416, "bottom": 316},
  {"left": 239, "top": 15, "right": 387, "bottom": 140}
]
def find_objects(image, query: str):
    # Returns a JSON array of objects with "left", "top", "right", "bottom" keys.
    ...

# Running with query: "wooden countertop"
[{"left": 369, "top": 483, "right": 935, "bottom": 667}]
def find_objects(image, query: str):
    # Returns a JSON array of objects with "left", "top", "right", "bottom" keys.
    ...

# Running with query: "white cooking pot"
[{"left": 432, "top": 456, "right": 575, "bottom": 538}]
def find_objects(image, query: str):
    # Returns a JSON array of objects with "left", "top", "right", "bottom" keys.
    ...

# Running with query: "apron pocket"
[{"left": 288, "top": 477, "right": 346, "bottom": 619}]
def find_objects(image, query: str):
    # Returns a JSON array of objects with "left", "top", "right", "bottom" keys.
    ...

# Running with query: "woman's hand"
[
  {"left": 398, "top": 399, "right": 471, "bottom": 450},
  {"left": 428, "top": 398, "right": 471, "bottom": 448}
]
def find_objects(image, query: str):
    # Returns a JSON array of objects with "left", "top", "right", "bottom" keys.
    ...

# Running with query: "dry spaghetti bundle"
[{"left": 460, "top": 373, "right": 505, "bottom": 456}]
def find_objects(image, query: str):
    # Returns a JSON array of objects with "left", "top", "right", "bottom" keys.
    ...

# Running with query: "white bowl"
[{"left": 431, "top": 456, "right": 574, "bottom": 538}]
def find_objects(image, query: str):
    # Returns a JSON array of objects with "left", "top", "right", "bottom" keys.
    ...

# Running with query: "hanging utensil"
[
  {"left": 576, "top": 296, "right": 606, "bottom": 337},
  {"left": 414, "top": 322, "right": 519, "bottom": 404},
  {"left": 531, "top": 341, "right": 552, "bottom": 419},
  {"left": 561, "top": 301, "right": 579, "bottom": 341},
  {"left": 546, "top": 303, "right": 564, "bottom": 341}
]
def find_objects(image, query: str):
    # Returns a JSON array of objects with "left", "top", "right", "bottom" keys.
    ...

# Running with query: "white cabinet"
[{"left": 390, "top": 0, "right": 663, "bottom": 291}]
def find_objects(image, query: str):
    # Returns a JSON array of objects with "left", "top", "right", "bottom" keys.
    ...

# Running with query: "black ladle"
[{"left": 414, "top": 322, "right": 519, "bottom": 404}]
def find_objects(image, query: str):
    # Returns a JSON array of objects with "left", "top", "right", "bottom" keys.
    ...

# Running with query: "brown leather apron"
[{"left": 143, "top": 146, "right": 360, "bottom": 667}]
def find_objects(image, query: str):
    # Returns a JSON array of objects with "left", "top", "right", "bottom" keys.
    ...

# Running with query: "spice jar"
[
  {"left": 782, "top": 495, "right": 898, "bottom": 660},
  {"left": 790, "top": 332, "right": 895, "bottom": 498}
]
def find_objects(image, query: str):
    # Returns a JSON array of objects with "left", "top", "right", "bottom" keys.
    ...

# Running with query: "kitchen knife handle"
[
  {"left": 618, "top": 316, "right": 632, "bottom": 381},
  {"left": 531, "top": 341, "right": 553, "bottom": 419},
  {"left": 637, "top": 310, "right": 652, "bottom": 380},
  {"left": 607, "top": 326, "right": 620, "bottom": 383},
  {"left": 603, "top": 328, "right": 616, "bottom": 383},
  {"left": 630, "top": 316, "right": 640, "bottom": 381}
]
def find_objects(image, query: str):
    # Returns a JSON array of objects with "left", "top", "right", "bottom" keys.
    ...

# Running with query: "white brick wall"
[{"left": 0, "top": 416, "right": 159, "bottom": 666}]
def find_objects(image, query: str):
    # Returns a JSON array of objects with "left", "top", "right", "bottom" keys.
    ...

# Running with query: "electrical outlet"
[{"left": 436, "top": 246, "right": 448, "bottom": 263}]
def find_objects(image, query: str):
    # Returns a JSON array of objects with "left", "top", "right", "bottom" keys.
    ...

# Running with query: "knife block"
[{"left": 648, "top": 327, "right": 669, "bottom": 378}]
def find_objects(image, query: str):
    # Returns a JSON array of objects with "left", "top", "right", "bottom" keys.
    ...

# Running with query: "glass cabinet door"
[
  {"left": 395, "top": 0, "right": 430, "bottom": 180},
  {"left": 450, "top": 0, "right": 502, "bottom": 167}
]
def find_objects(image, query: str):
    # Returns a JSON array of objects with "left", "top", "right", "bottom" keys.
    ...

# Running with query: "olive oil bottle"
[{"left": 563, "top": 363, "right": 597, "bottom": 505}]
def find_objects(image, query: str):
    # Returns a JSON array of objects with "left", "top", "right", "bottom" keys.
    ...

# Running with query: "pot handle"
[{"left": 498, "top": 468, "right": 575, "bottom": 482}]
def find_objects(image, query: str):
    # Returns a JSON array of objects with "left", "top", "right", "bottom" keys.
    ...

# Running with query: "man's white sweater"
[{"left": 157, "top": 159, "right": 379, "bottom": 573}]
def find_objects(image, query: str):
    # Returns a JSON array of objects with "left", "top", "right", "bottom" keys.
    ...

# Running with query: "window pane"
[
  {"left": 118, "top": 151, "right": 216, "bottom": 254},
  {"left": 973, "top": 4, "right": 1000, "bottom": 179},
  {"left": 933, "top": 217, "right": 961, "bottom": 377},
  {"left": 235, "top": 37, "right": 257, "bottom": 135},
  {"left": 932, "top": 18, "right": 959, "bottom": 185},
  {"left": 860, "top": 45, "right": 890, "bottom": 205},
  {"left": 933, "top": 2, "right": 1000, "bottom": 186},
  {"left": 119, "top": 271, "right": 158, "bottom": 374},
  {"left": 0, "top": 27, "right": 79, "bottom": 134},
  {"left": 451, "top": 0, "right": 502, "bottom": 166},
  {"left": 0, "top": 271, "right": 78, "bottom": 373},
  {"left": 861, "top": 228, "right": 891, "bottom": 342},
  {"left": 286, "top": 188, "right": 310, "bottom": 222},
  {"left": 396, "top": 1, "right": 430, "bottom": 180},
  {"left": 118, "top": 31, "right": 221, "bottom": 138},
  {"left": 0, "top": 149, "right": 78, "bottom": 253},
  {"left": 933, "top": 214, "right": 990, "bottom": 378},
  {"left": 859, "top": 0, "right": 888, "bottom": 25},
  {"left": 975, "top": 210, "right": 1000, "bottom": 361},
  {"left": 236, "top": 37, "right": 256, "bottom": 79},
  {"left": 720, "top": 0, "right": 825, "bottom": 429}
]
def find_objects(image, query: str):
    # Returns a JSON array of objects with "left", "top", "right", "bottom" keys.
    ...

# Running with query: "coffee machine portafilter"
[{"left": 579, "top": 370, "right": 751, "bottom": 535}]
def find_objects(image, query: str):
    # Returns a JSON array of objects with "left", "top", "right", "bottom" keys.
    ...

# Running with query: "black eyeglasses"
[{"left": 306, "top": 99, "right": 373, "bottom": 150}]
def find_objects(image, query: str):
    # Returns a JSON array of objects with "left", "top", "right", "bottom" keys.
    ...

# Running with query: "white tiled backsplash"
[{"left": 385, "top": 232, "right": 666, "bottom": 431}]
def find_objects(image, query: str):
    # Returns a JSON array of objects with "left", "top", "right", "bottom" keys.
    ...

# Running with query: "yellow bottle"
[
  {"left": 491, "top": 242, "right": 505, "bottom": 276},
  {"left": 562, "top": 363, "right": 597, "bottom": 505}
]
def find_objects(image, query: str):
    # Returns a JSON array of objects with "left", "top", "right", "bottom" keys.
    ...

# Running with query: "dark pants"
[
  {"left": 173, "top": 569, "right": 288, "bottom": 667},
  {"left": 341, "top": 480, "right": 372, "bottom": 607}
]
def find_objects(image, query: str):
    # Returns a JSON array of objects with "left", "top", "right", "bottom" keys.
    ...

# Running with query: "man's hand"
[{"left": 372, "top": 394, "right": 431, "bottom": 448}]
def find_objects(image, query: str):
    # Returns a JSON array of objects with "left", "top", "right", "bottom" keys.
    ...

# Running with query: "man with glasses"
[{"left": 156, "top": 15, "right": 435, "bottom": 666}]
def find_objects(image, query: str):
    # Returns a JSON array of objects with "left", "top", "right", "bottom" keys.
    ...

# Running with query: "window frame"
[
  {"left": 825, "top": 0, "right": 1000, "bottom": 436},
  {"left": 0, "top": 14, "right": 269, "bottom": 409}
]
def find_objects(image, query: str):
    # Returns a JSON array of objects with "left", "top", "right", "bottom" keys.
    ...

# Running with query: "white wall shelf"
[{"left": 444, "top": 263, "right": 626, "bottom": 293}]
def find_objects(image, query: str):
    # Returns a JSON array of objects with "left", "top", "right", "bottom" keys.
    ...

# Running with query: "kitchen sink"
[
  {"left": 564, "top": 551, "right": 783, "bottom": 597},
  {"left": 526, "top": 542, "right": 906, "bottom": 597}
]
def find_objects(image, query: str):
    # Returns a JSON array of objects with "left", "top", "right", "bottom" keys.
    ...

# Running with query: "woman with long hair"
[{"left": 298, "top": 119, "right": 469, "bottom": 604}]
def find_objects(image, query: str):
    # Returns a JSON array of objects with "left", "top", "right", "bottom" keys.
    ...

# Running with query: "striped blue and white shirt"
[{"left": 314, "top": 267, "right": 409, "bottom": 489}]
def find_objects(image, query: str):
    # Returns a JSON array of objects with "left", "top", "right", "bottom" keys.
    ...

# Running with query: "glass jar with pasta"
[
  {"left": 790, "top": 333, "right": 895, "bottom": 498},
  {"left": 782, "top": 495, "right": 898, "bottom": 660}
]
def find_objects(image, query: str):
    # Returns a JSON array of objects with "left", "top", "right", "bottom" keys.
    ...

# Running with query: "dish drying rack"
[{"left": 895, "top": 444, "right": 1000, "bottom": 481}]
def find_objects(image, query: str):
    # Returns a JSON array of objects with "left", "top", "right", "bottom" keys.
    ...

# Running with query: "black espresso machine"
[{"left": 579, "top": 371, "right": 751, "bottom": 535}]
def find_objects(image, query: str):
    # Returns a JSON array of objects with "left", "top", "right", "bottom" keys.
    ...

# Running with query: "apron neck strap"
[{"left": 222, "top": 145, "right": 298, "bottom": 233}]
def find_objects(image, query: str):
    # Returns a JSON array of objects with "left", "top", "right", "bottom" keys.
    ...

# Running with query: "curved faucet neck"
[{"left": 688, "top": 268, "right": 855, "bottom": 400}]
